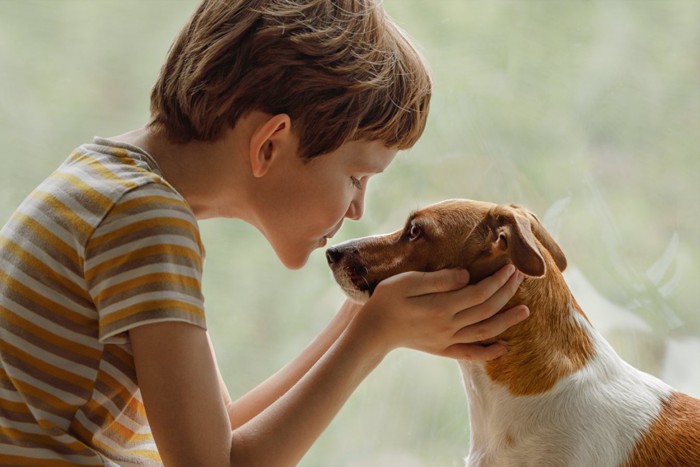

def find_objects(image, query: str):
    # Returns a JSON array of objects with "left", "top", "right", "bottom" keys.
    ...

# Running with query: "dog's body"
[{"left": 326, "top": 199, "right": 700, "bottom": 466}]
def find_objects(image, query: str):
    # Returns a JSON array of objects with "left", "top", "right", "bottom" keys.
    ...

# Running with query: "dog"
[{"left": 326, "top": 199, "right": 700, "bottom": 466}]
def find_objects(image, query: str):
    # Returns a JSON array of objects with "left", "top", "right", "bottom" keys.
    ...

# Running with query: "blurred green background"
[{"left": 1, "top": 1, "right": 699, "bottom": 465}]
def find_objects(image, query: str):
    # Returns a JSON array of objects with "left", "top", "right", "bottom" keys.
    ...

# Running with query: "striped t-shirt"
[{"left": 0, "top": 138, "right": 207, "bottom": 466}]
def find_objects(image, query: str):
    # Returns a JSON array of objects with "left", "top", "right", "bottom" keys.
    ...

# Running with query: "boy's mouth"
[{"left": 324, "top": 222, "right": 344, "bottom": 240}]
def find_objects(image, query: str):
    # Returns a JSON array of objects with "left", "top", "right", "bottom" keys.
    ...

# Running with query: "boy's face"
[{"left": 256, "top": 140, "right": 397, "bottom": 269}]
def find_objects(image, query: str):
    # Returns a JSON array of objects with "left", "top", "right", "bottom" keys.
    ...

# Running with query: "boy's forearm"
[
  {"left": 230, "top": 313, "right": 386, "bottom": 466},
  {"left": 229, "top": 300, "right": 359, "bottom": 428}
]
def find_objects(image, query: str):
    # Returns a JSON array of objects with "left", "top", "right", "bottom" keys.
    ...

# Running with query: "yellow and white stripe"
[{"left": 0, "top": 139, "right": 206, "bottom": 465}]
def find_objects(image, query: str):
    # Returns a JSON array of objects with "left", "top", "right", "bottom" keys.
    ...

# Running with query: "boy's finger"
[
  {"left": 454, "top": 270, "right": 524, "bottom": 325},
  {"left": 451, "top": 264, "right": 517, "bottom": 312},
  {"left": 441, "top": 342, "right": 508, "bottom": 361},
  {"left": 397, "top": 268, "right": 470, "bottom": 297},
  {"left": 454, "top": 305, "right": 530, "bottom": 344}
]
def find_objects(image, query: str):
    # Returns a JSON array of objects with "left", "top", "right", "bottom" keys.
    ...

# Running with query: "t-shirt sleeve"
[{"left": 84, "top": 182, "right": 206, "bottom": 344}]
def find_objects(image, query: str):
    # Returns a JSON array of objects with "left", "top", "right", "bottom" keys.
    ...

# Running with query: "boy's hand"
[{"left": 353, "top": 265, "right": 529, "bottom": 361}]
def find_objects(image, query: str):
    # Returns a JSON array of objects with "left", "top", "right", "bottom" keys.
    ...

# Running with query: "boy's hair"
[{"left": 149, "top": 0, "right": 432, "bottom": 159}]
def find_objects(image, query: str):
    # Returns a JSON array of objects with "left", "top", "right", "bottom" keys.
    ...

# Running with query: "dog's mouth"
[{"left": 329, "top": 260, "right": 378, "bottom": 302}]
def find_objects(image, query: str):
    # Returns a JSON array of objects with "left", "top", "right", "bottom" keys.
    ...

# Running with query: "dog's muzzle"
[{"left": 326, "top": 245, "right": 376, "bottom": 299}]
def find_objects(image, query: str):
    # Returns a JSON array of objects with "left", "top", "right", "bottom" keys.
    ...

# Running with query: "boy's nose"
[{"left": 346, "top": 194, "right": 365, "bottom": 220}]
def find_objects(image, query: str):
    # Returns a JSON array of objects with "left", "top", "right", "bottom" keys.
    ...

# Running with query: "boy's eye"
[{"left": 350, "top": 176, "right": 362, "bottom": 189}]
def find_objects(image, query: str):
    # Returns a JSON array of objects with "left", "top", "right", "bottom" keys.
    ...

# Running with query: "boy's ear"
[{"left": 249, "top": 113, "right": 293, "bottom": 177}]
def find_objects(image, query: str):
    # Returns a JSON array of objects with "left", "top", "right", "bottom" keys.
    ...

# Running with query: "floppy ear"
[
  {"left": 487, "top": 208, "right": 546, "bottom": 277},
  {"left": 517, "top": 206, "right": 567, "bottom": 272},
  {"left": 462, "top": 204, "right": 567, "bottom": 282}
]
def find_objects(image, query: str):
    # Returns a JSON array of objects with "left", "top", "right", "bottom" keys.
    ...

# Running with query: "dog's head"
[{"left": 326, "top": 199, "right": 567, "bottom": 303}]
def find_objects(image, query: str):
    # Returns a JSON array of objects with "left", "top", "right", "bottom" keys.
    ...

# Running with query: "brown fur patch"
[
  {"left": 504, "top": 432, "right": 515, "bottom": 448},
  {"left": 624, "top": 392, "right": 700, "bottom": 466},
  {"left": 484, "top": 256, "right": 595, "bottom": 396}
]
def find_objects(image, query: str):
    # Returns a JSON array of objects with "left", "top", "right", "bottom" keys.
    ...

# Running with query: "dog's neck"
[
  {"left": 458, "top": 265, "right": 600, "bottom": 463},
  {"left": 476, "top": 265, "right": 596, "bottom": 396},
  {"left": 458, "top": 263, "right": 681, "bottom": 466}
]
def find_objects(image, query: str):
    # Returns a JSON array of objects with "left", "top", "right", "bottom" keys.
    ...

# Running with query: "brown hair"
[{"left": 149, "top": 0, "right": 431, "bottom": 159}]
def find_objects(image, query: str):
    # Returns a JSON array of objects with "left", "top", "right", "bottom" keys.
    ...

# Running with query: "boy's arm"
[
  {"left": 224, "top": 299, "right": 359, "bottom": 429},
  {"left": 130, "top": 266, "right": 525, "bottom": 467},
  {"left": 131, "top": 307, "right": 360, "bottom": 466}
]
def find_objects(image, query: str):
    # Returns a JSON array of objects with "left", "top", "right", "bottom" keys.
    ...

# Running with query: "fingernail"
[
  {"left": 457, "top": 269, "right": 470, "bottom": 284},
  {"left": 505, "top": 264, "right": 515, "bottom": 277}
]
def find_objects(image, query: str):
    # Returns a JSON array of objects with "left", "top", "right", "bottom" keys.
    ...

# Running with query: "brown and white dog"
[{"left": 326, "top": 199, "right": 700, "bottom": 466}]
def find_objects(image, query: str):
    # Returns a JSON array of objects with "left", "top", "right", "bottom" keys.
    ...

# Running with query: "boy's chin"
[
  {"left": 275, "top": 246, "right": 313, "bottom": 270},
  {"left": 263, "top": 235, "right": 314, "bottom": 270}
]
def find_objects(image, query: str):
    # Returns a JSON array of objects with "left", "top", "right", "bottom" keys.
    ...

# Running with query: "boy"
[{"left": 0, "top": 0, "right": 528, "bottom": 465}]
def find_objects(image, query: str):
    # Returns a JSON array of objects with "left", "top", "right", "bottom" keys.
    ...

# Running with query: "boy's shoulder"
[
  {"left": 65, "top": 137, "right": 168, "bottom": 195},
  {"left": 66, "top": 137, "right": 197, "bottom": 227},
  {"left": 7, "top": 138, "right": 198, "bottom": 245},
  {"left": 54, "top": 137, "right": 186, "bottom": 210}
]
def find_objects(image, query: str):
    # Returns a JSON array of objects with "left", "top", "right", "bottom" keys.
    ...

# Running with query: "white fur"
[
  {"left": 460, "top": 307, "right": 672, "bottom": 467},
  {"left": 334, "top": 271, "right": 370, "bottom": 303}
]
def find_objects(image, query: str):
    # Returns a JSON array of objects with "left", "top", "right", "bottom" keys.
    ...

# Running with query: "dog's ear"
[
  {"left": 462, "top": 203, "right": 567, "bottom": 282},
  {"left": 486, "top": 207, "right": 546, "bottom": 277},
  {"left": 509, "top": 204, "right": 567, "bottom": 273}
]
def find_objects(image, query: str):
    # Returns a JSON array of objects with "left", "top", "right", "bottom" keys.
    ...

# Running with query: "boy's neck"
[{"left": 109, "top": 125, "right": 251, "bottom": 221}]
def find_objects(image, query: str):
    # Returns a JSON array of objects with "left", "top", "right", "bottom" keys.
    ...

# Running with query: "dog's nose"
[{"left": 326, "top": 247, "right": 343, "bottom": 265}]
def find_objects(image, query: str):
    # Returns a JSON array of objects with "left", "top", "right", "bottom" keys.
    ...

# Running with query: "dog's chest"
[{"left": 458, "top": 335, "right": 673, "bottom": 467}]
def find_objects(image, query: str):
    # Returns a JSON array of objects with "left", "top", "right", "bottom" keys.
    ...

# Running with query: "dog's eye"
[{"left": 407, "top": 222, "right": 422, "bottom": 241}]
